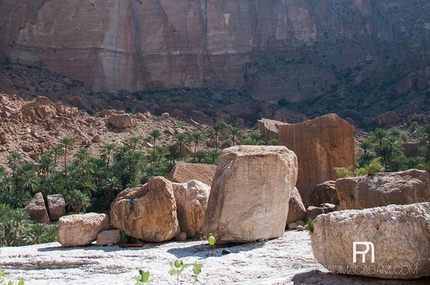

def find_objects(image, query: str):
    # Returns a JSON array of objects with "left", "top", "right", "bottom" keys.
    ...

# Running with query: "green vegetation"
[
  {"left": 0, "top": 269, "right": 24, "bottom": 285},
  {"left": 306, "top": 218, "right": 314, "bottom": 234},
  {"left": 134, "top": 270, "right": 153, "bottom": 284},
  {"left": 168, "top": 260, "right": 203, "bottom": 285},
  {"left": 337, "top": 124, "right": 430, "bottom": 178},
  {"left": 0, "top": 124, "right": 275, "bottom": 247}
]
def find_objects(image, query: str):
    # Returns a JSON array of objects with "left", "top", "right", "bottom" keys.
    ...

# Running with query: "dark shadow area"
[
  {"left": 166, "top": 240, "right": 268, "bottom": 259},
  {"left": 291, "top": 270, "right": 430, "bottom": 285}
]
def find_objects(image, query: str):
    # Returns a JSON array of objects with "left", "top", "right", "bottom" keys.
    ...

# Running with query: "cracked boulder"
[{"left": 205, "top": 145, "right": 298, "bottom": 243}]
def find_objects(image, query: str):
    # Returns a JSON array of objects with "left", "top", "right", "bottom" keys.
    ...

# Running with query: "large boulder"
[
  {"left": 108, "top": 113, "right": 132, "bottom": 129},
  {"left": 172, "top": 180, "right": 210, "bottom": 238},
  {"left": 311, "top": 202, "right": 430, "bottom": 279},
  {"left": 205, "top": 145, "right": 298, "bottom": 243},
  {"left": 375, "top": 111, "right": 400, "bottom": 126},
  {"left": 110, "top": 176, "right": 180, "bottom": 242},
  {"left": 24, "top": 192, "right": 50, "bottom": 223},
  {"left": 46, "top": 194, "right": 66, "bottom": 221},
  {"left": 168, "top": 161, "right": 217, "bottom": 186},
  {"left": 336, "top": 169, "right": 430, "bottom": 210},
  {"left": 278, "top": 113, "right": 354, "bottom": 198},
  {"left": 303, "top": 180, "right": 339, "bottom": 207},
  {"left": 285, "top": 187, "right": 306, "bottom": 225},
  {"left": 97, "top": 230, "right": 120, "bottom": 246},
  {"left": 57, "top": 213, "right": 110, "bottom": 247}
]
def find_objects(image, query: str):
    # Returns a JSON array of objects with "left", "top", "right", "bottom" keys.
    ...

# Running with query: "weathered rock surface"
[
  {"left": 375, "top": 111, "right": 400, "bottom": 126},
  {"left": 110, "top": 176, "right": 180, "bottom": 242},
  {"left": 1, "top": 0, "right": 429, "bottom": 103},
  {"left": 257, "top": 118, "right": 288, "bottom": 141},
  {"left": 336, "top": 169, "right": 430, "bottom": 210},
  {"left": 58, "top": 213, "right": 110, "bottom": 247},
  {"left": 303, "top": 180, "right": 339, "bottom": 208},
  {"left": 24, "top": 192, "right": 49, "bottom": 223},
  {"left": 286, "top": 187, "right": 307, "bottom": 225},
  {"left": 172, "top": 180, "right": 210, "bottom": 238},
  {"left": 311, "top": 202, "right": 430, "bottom": 279},
  {"left": 46, "top": 194, "right": 65, "bottom": 221},
  {"left": 168, "top": 161, "right": 217, "bottom": 186},
  {"left": 97, "top": 230, "right": 120, "bottom": 246},
  {"left": 205, "top": 145, "right": 298, "bottom": 243},
  {"left": 278, "top": 113, "right": 354, "bottom": 197}
]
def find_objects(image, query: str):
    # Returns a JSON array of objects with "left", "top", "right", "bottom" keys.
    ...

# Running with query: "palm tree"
[
  {"left": 226, "top": 125, "right": 242, "bottom": 146},
  {"left": 37, "top": 154, "right": 55, "bottom": 177},
  {"left": 191, "top": 131, "right": 205, "bottom": 153},
  {"left": 149, "top": 129, "right": 162, "bottom": 149},
  {"left": 100, "top": 143, "right": 115, "bottom": 167},
  {"left": 193, "top": 150, "right": 207, "bottom": 163},
  {"left": 155, "top": 146, "right": 168, "bottom": 166},
  {"left": 207, "top": 150, "right": 221, "bottom": 164},
  {"left": 66, "top": 189, "right": 91, "bottom": 213},
  {"left": 60, "top": 136, "right": 75, "bottom": 188},
  {"left": 245, "top": 130, "right": 264, "bottom": 145},
  {"left": 7, "top": 151, "right": 22, "bottom": 173},
  {"left": 209, "top": 122, "right": 226, "bottom": 151},
  {"left": 360, "top": 140, "right": 371, "bottom": 155},
  {"left": 128, "top": 137, "right": 142, "bottom": 150},
  {"left": 418, "top": 124, "right": 430, "bottom": 146},
  {"left": 50, "top": 144, "right": 64, "bottom": 169},
  {"left": 370, "top": 128, "right": 388, "bottom": 149},
  {"left": 174, "top": 132, "right": 189, "bottom": 156},
  {"left": 167, "top": 144, "right": 181, "bottom": 165}
]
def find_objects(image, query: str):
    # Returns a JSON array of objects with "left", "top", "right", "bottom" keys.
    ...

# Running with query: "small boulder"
[
  {"left": 24, "top": 192, "right": 49, "bottom": 223},
  {"left": 175, "top": 232, "right": 187, "bottom": 241},
  {"left": 285, "top": 187, "right": 306, "bottom": 225},
  {"left": 58, "top": 213, "right": 110, "bottom": 247},
  {"left": 46, "top": 194, "right": 65, "bottom": 221},
  {"left": 311, "top": 202, "right": 430, "bottom": 279},
  {"left": 306, "top": 206, "right": 325, "bottom": 220},
  {"left": 97, "top": 230, "right": 120, "bottom": 246},
  {"left": 303, "top": 180, "right": 339, "bottom": 208}
]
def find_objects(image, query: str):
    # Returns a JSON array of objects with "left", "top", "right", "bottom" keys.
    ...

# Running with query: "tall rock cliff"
[{"left": 1, "top": 0, "right": 429, "bottom": 102}]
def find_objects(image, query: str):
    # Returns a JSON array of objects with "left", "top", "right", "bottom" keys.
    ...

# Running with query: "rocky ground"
[
  {"left": 1, "top": 230, "right": 430, "bottom": 285},
  {"left": 1, "top": 61, "right": 429, "bottom": 171}
]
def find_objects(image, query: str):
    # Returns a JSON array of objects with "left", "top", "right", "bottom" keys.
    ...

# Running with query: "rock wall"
[{"left": 1, "top": 0, "right": 429, "bottom": 100}]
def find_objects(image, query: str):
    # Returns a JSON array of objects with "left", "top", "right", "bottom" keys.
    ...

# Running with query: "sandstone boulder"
[
  {"left": 311, "top": 202, "right": 430, "bottom": 279},
  {"left": 97, "top": 230, "right": 120, "bottom": 246},
  {"left": 108, "top": 113, "right": 132, "bottom": 129},
  {"left": 24, "top": 192, "right": 49, "bottom": 223},
  {"left": 110, "top": 176, "right": 180, "bottom": 242},
  {"left": 167, "top": 162, "right": 217, "bottom": 186},
  {"left": 205, "top": 145, "right": 298, "bottom": 243},
  {"left": 285, "top": 187, "right": 306, "bottom": 225},
  {"left": 336, "top": 169, "right": 430, "bottom": 210},
  {"left": 68, "top": 95, "right": 92, "bottom": 112},
  {"left": 256, "top": 118, "right": 288, "bottom": 141},
  {"left": 172, "top": 180, "right": 210, "bottom": 238},
  {"left": 375, "top": 111, "right": 400, "bottom": 126},
  {"left": 303, "top": 180, "right": 339, "bottom": 207},
  {"left": 46, "top": 194, "right": 65, "bottom": 221},
  {"left": 20, "top": 96, "right": 57, "bottom": 121},
  {"left": 403, "top": 142, "right": 420, "bottom": 157},
  {"left": 58, "top": 213, "right": 110, "bottom": 247},
  {"left": 306, "top": 206, "right": 325, "bottom": 220},
  {"left": 273, "top": 108, "right": 309, "bottom": 123},
  {"left": 278, "top": 113, "right": 354, "bottom": 198}
]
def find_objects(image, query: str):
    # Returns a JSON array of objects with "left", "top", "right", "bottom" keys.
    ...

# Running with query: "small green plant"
[
  {"left": 0, "top": 269, "right": 24, "bottom": 285},
  {"left": 306, "top": 218, "right": 314, "bottom": 234},
  {"left": 355, "top": 157, "right": 382, "bottom": 176},
  {"left": 134, "top": 269, "right": 153, "bottom": 284},
  {"left": 169, "top": 260, "right": 191, "bottom": 285},
  {"left": 191, "top": 262, "right": 203, "bottom": 284},
  {"left": 176, "top": 121, "right": 187, "bottom": 129},
  {"left": 334, "top": 166, "right": 353, "bottom": 178}
]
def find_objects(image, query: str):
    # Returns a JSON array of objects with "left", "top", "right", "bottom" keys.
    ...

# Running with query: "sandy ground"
[{"left": 1, "top": 231, "right": 430, "bottom": 285}]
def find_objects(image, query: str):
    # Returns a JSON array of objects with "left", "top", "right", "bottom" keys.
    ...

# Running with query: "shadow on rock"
[{"left": 291, "top": 270, "right": 430, "bottom": 285}]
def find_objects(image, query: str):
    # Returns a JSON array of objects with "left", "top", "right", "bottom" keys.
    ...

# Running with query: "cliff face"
[{"left": 1, "top": 0, "right": 429, "bottom": 102}]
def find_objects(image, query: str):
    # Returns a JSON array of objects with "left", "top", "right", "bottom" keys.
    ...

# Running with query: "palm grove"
[{"left": 1, "top": 117, "right": 430, "bottom": 247}]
